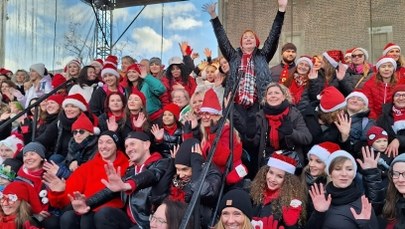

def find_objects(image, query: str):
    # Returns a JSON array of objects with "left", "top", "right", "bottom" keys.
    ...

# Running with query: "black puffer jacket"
[
  {"left": 153, "top": 127, "right": 182, "bottom": 158},
  {"left": 210, "top": 10, "right": 284, "bottom": 103},
  {"left": 65, "top": 135, "right": 98, "bottom": 166},
  {"left": 377, "top": 103, "right": 405, "bottom": 153},
  {"left": 348, "top": 110, "right": 374, "bottom": 155}
]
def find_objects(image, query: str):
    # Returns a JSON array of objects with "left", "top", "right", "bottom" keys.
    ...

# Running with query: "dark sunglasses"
[
  {"left": 72, "top": 130, "right": 86, "bottom": 135},
  {"left": 351, "top": 54, "right": 364, "bottom": 58}
]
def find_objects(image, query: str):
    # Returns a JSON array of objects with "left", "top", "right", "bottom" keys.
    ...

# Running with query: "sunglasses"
[
  {"left": 351, "top": 54, "right": 364, "bottom": 58},
  {"left": 72, "top": 130, "right": 86, "bottom": 135}
]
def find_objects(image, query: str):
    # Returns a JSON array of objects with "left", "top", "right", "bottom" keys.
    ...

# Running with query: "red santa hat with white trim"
[
  {"left": 104, "top": 55, "right": 118, "bottom": 67},
  {"left": 101, "top": 63, "right": 120, "bottom": 79},
  {"left": 307, "top": 141, "right": 340, "bottom": 164},
  {"left": 383, "top": 42, "right": 401, "bottom": 56},
  {"left": 267, "top": 153, "right": 297, "bottom": 174},
  {"left": 62, "top": 93, "right": 88, "bottom": 112},
  {"left": 322, "top": 50, "right": 343, "bottom": 68},
  {"left": 376, "top": 55, "right": 397, "bottom": 71},
  {"left": 318, "top": 86, "right": 346, "bottom": 113},
  {"left": 200, "top": 88, "right": 222, "bottom": 115},
  {"left": 91, "top": 58, "right": 104, "bottom": 68}
]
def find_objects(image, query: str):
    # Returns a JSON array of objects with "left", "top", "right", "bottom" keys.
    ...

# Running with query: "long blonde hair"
[{"left": 15, "top": 200, "right": 36, "bottom": 229}]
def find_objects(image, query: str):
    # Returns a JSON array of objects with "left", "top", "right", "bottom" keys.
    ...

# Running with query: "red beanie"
[
  {"left": 240, "top": 30, "right": 260, "bottom": 48},
  {"left": 62, "top": 93, "right": 88, "bottom": 112},
  {"left": 104, "top": 55, "right": 118, "bottom": 67},
  {"left": 52, "top": 73, "right": 67, "bottom": 89},
  {"left": 131, "top": 89, "right": 147, "bottom": 107},
  {"left": 3, "top": 181, "right": 43, "bottom": 214},
  {"left": 322, "top": 50, "right": 343, "bottom": 68},
  {"left": 367, "top": 126, "right": 388, "bottom": 146},
  {"left": 47, "top": 94, "right": 65, "bottom": 106},
  {"left": 163, "top": 103, "right": 180, "bottom": 120},
  {"left": 72, "top": 113, "right": 94, "bottom": 134},
  {"left": 127, "top": 63, "right": 141, "bottom": 74},
  {"left": 200, "top": 89, "right": 222, "bottom": 115},
  {"left": 318, "top": 86, "right": 346, "bottom": 113}
]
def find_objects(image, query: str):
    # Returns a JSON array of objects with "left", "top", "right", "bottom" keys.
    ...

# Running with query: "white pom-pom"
[
  {"left": 97, "top": 82, "right": 104, "bottom": 88},
  {"left": 93, "top": 127, "right": 101, "bottom": 135},
  {"left": 317, "top": 94, "right": 322, "bottom": 100}
]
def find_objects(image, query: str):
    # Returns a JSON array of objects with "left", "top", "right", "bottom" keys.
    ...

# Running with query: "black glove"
[
  {"left": 183, "top": 120, "right": 192, "bottom": 134},
  {"left": 245, "top": 116, "right": 257, "bottom": 138},
  {"left": 278, "top": 118, "right": 294, "bottom": 136}
]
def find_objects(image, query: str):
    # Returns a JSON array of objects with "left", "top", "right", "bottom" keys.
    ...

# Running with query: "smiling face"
[
  {"left": 387, "top": 48, "right": 401, "bottom": 61},
  {"left": 266, "top": 166, "right": 285, "bottom": 191},
  {"left": 346, "top": 96, "right": 366, "bottom": 113},
  {"left": 296, "top": 61, "right": 311, "bottom": 75},
  {"left": 108, "top": 94, "right": 124, "bottom": 113},
  {"left": 46, "top": 100, "right": 60, "bottom": 115},
  {"left": 282, "top": 49, "right": 297, "bottom": 63},
  {"left": 205, "top": 66, "right": 217, "bottom": 83},
  {"left": 150, "top": 63, "right": 161, "bottom": 75},
  {"left": 330, "top": 158, "right": 355, "bottom": 189},
  {"left": 220, "top": 207, "right": 246, "bottom": 229},
  {"left": 63, "top": 104, "right": 81, "bottom": 119},
  {"left": 73, "top": 129, "right": 92, "bottom": 144},
  {"left": 265, "top": 85, "right": 286, "bottom": 107},
  {"left": 394, "top": 91, "right": 405, "bottom": 108},
  {"left": 150, "top": 203, "right": 168, "bottom": 229},
  {"left": 98, "top": 135, "right": 117, "bottom": 162},
  {"left": 102, "top": 73, "right": 118, "bottom": 87},
  {"left": 392, "top": 162, "right": 405, "bottom": 195},
  {"left": 172, "top": 90, "right": 189, "bottom": 109},
  {"left": 0, "top": 145, "right": 14, "bottom": 159},
  {"left": 0, "top": 197, "right": 21, "bottom": 216},
  {"left": 124, "top": 138, "right": 150, "bottom": 164},
  {"left": 162, "top": 111, "right": 176, "bottom": 126},
  {"left": 308, "top": 154, "right": 326, "bottom": 177},
  {"left": 127, "top": 94, "right": 143, "bottom": 112},
  {"left": 67, "top": 63, "right": 80, "bottom": 77},
  {"left": 175, "top": 164, "right": 192, "bottom": 182},
  {"left": 219, "top": 58, "right": 230, "bottom": 74},
  {"left": 241, "top": 31, "right": 257, "bottom": 52},
  {"left": 23, "top": 151, "right": 43, "bottom": 171},
  {"left": 87, "top": 67, "right": 97, "bottom": 81},
  {"left": 351, "top": 50, "right": 365, "bottom": 65},
  {"left": 127, "top": 69, "right": 140, "bottom": 82},
  {"left": 191, "top": 93, "right": 204, "bottom": 115}
]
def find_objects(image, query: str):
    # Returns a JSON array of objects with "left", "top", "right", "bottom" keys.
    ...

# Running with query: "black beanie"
[
  {"left": 174, "top": 138, "right": 200, "bottom": 167},
  {"left": 126, "top": 131, "right": 150, "bottom": 141},
  {"left": 282, "top": 42, "right": 297, "bottom": 53},
  {"left": 100, "top": 131, "right": 120, "bottom": 146},
  {"left": 0, "top": 158, "right": 22, "bottom": 181},
  {"left": 218, "top": 189, "right": 253, "bottom": 220}
]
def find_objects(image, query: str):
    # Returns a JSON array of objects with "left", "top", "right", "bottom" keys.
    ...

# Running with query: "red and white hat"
[
  {"left": 296, "top": 55, "right": 314, "bottom": 69},
  {"left": 345, "top": 47, "right": 355, "bottom": 58},
  {"left": 383, "top": 42, "right": 401, "bottom": 56},
  {"left": 352, "top": 47, "right": 369, "bottom": 60},
  {"left": 0, "top": 135, "right": 24, "bottom": 158},
  {"left": 62, "top": 93, "right": 88, "bottom": 112},
  {"left": 72, "top": 113, "right": 100, "bottom": 135},
  {"left": 366, "top": 126, "right": 388, "bottom": 146},
  {"left": 91, "top": 59, "right": 104, "bottom": 68},
  {"left": 322, "top": 50, "right": 343, "bottom": 68},
  {"left": 318, "top": 86, "right": 346, "bottom": 113},
  {"left": 101, "top": 63, "right": 120, "bottom": 78},
  {"left": 307, "top": 141, "right": 340, "bottom": 163},
  {"left": 346, "top": 91, "right": 369, "bottom": 107},
  {"left": 67, "top": 59, "right": 82, "bottom": 68},
  {"left": 127, "top": 63, "right": 141, "bottom": 74},
  {"left": 2, "top": 181, "right": 43, "bottom": 214},
  {"left": 267, "top": 153, "right": 297, "bottom": 174},
  {"left": 200, "top": 89, "right": 222, "bottom": 115},
  {"left": 104, "top": 55, "right": 118, "bottom": 67},
  {"left": 376, "top": 55, "right": 397, "bottom": 70}
]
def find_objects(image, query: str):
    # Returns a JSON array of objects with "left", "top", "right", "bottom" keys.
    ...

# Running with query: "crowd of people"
[{"left": 0, "top": 0, "right": 404, "bottom": 228}]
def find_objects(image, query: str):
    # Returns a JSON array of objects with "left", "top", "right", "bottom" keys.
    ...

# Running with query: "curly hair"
[{"left": 250, "top": 165, "right": 307, "bottom": 225}]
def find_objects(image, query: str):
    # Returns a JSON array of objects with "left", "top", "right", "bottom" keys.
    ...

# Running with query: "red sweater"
[
  {"left": 48, "top": 151, "right": 129, "bottom": 211},
  {"left": 161, "top": 75, "right": 196, "bottom": 102}
]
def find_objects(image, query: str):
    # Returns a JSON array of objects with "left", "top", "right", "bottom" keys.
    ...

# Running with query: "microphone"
[{"left": 377, "top": 158, "right": 390, "bottom": 170}]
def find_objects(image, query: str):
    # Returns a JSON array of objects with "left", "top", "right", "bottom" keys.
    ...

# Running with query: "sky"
[{"left": 4, "top": 0, "right": 219, "bottom": 71}]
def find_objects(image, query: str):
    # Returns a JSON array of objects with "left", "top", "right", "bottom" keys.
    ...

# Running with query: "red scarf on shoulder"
[{"left": 264, "top": 101, "right": 290, "bottom": 150}]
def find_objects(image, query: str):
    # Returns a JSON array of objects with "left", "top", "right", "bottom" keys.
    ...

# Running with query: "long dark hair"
[
  {"left": 166, "top": 64, "right": 189, "bottom": 88},
  {"left": 77, "top": 65, "right": 97, "bottom": 87},
  {"left": 163, "top": 199, "right": 194, "bottom": 229}
]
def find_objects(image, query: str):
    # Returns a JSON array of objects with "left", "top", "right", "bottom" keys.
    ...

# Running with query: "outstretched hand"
[
  {"left": 357, "top": 146, "right": 379, "bottom": 170},
  {"left": 100, "top": 162, "right": 130, "bottom": 192},
  {"left": 309, "top": 183, "right": 331, "bottom": 213},
  {"left": 68, "top": 191, "right": 90, "bottom": 215},
  {"left": 350, "top": 195, "right": 372, "bottom": 220},
  {"left": 43, "top": 172, "right": 66, "bottom": 192},
  {"left": 202, "top": 2, "right": 217, "bottom": 19},
  {"left": 278, "top": 0, "right": 288, "bottom": 12}
]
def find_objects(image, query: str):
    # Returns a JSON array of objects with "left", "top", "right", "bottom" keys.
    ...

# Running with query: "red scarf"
[
  {"left": 169, "top": 185, "right": 186, "bottom": 202},
  {"left": 238, "top": 53, "right": 257, "bottom": 106},
  {"left": 289, "top": 76, "right": 307, "bottom": 105},
  {"left": 164, "top": 123, "right": 178, "bottom": 136},
  {"left": 108, "top": 112, "right": 124, "bottom": 123},
  {"left": 263, "top": 188, "right": 280, "bottom": 205},
  {"left": 279, "top": 64, "right": 289, "bottom": 83},
  {"left": 265, "top": 107, "right": 290, "bottom": 149}
]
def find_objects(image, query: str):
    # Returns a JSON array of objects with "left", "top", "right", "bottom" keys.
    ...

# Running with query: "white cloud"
[
  {"left": 131, "top": 26, "right": 173, "bottom": 53},
  {"left": 141, "top": 2, "right": 198, "bottom": 20},
  {"left": 168, "top": 16, "right": 203, "bottom": 30},
  {"left": 113, "top": 8, "right": 130, "bottom": 22}
]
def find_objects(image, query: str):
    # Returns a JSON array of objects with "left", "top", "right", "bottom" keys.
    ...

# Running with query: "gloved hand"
[
  {"left": 226, "top": 164, "right": 248, "bottom": 185},
  {"left": 282, "top": 204, "right": 302, "bottom": 226},
  {"left": 251, "top": 216, "right": 285, "bottom": 229},
  {"left": 183, "top": 120, "right": 193, "bottom": 134}
]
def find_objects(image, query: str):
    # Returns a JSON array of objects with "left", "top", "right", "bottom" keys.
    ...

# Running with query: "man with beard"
[{"left": 270, "top": 43, "right": 297, "bottom": 83}]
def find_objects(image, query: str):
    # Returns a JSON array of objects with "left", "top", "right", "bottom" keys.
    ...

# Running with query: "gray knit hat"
[
  {"left": 30, "top": 63, "right": 45, "bottom": 77},
  {"left": 390, "top": 153, "right": 405, "bottom": 170},
  {"left": 23, "top": 142, "right": 46, "bottom": 159}
]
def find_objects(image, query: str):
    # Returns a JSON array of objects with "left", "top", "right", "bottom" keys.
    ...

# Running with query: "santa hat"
[
  {"left": 104, "top": 55, "right": 118, "bottom": 67},
  {"left": 376, "top": 55, "right": 397, "bottom": 70},
  {"left": 267, "top": 153, "right": 297, "bottom": 174},
  {"left": 352, "top": 47, "right": 369, "bottom": 60},
  {"left": 383, "top": 42, "right": 401, "bottom": 56},
  {"left": 200, "top": 89, "right": 222, "bottom": 115},
  {"left": 240, "top": 30, "right": 260, "bottom": 48},
  {"left": 2, "top": 181, "right": 43, "bottom": 214},
  {"left": 366, "top": 126, "right": 388, "bottom": 146},
  {"left": 51, "top": 73, "right": 67, "bottom": 89},
  {"left": 163, "top": 103, "right": 180, "bottom": 120},
  {"left": 67, "top": 59, "right": 82, "bottom": 68},
  {"left": 322, "top": 50, "right": 343, "bottom": 68},
  {"left": 62, "top": 93, "right": 88, "bottom": 112},
  {"left": 318, "top": 86, "right": 346, "bottom": 113},
  {"left": 101, "top": 63, "right": 120, "bottom": 78},
  {"left": 72, "top": 113, "right": 99, "bottom": 135},
  {"left": 91, "top": 58, "right": 104, "bottom": 68},
  {"left": 0, "top": 135, "right": 24, "bottom": 158},
  {"left": 346, "top": 91, "right": 369, "bottom": 107},
  {"left": 307, "top": 142, "right": 340, "bottom": 164},
  {"left": 325, "top": 150, "right": 357, "bottom": 175},
  {"left": 47, "top": 94, "right": 65, "bottom": 106},
  {"left": 345, "top": 48, "right": 355, "bottom": 58},
  {"left": 130, "top": 89, "right": 146, "bottom": 107},
  {"left": 127, "top": 63, "right": 141, "bottom": 74},
  {"left": 296, "top": 55, "right": 314, "bottom": 69}
]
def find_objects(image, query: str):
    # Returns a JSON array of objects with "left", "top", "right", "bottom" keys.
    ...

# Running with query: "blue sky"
[{"left": 4, "top": 0, "right": 219, "bottom": 71}]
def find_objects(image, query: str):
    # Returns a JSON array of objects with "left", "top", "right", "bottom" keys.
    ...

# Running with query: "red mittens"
[{"left": 282, "top": 204, "right": 302, "bottom": 226}]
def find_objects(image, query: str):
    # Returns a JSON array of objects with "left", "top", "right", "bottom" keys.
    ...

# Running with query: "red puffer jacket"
[{"left": 362, "top": 75, "right": 396, "bottom": 120}]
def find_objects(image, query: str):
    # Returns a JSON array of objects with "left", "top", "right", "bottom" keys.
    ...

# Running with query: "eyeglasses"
[
  {"left": 351, "top": 54, "right": 364, "bottom": 58},
  {"left": 149, "top": 214, "right": 167, "bottom": 225},
  {"left": 72, "top": 130, "right": 86, "bottom": 135},
  {"left": 392, "top": 171, "right": 405, "bottom": 179},
  {"left": 394, "top": 93, "right": 405, "bottom": 98},
  {"left": 0, "top": 192, "right": 18, "bottom": 205}
]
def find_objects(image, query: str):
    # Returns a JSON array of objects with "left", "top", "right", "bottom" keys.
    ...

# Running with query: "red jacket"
[
  {"left": 48, "top": 151, "right": 129, "bottom": 211},
  {"left": 362, "top": 75, "right": 396, "bottom": 120},
  {"left": 161, "top": 75, "right": 196, "bottom": 102}
]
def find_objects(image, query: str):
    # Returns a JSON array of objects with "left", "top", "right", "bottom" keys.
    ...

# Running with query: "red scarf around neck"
[
  {"left": 265, "top": 107, "right": 290, "bottom": 149},
  {"left": 164, "top": 123, "right": 178, "bottom": 136},
  {"left": 108, "top": 111, "right": 124, "bottom": 123},
  {"left": 263, "top": 188, "right": 280, "bottom": 205}
]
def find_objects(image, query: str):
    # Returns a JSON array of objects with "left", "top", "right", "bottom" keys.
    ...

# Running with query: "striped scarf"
[{"left": 238, "top": 53, "right": 257, "bottom": 106}]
